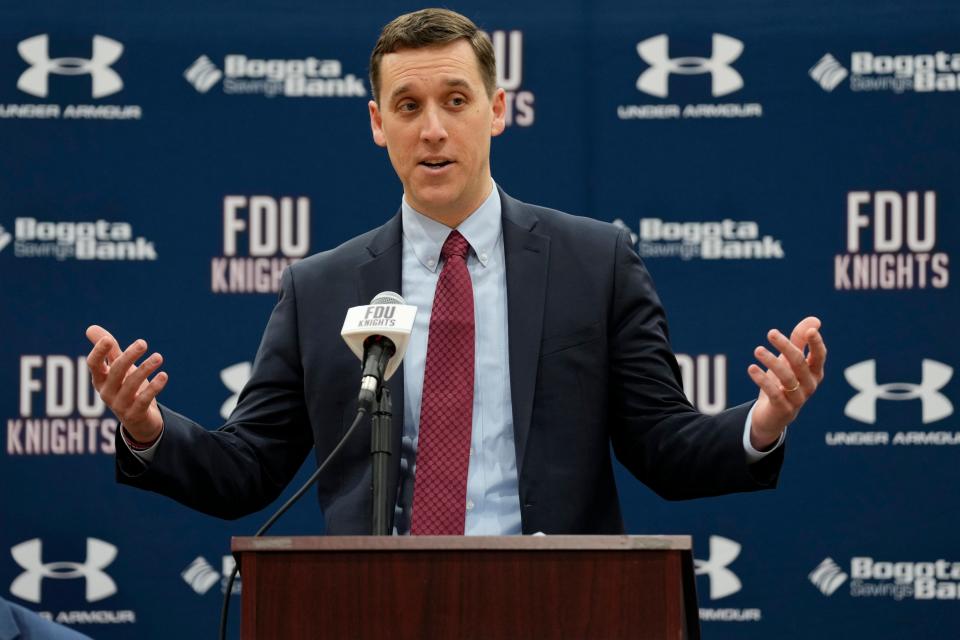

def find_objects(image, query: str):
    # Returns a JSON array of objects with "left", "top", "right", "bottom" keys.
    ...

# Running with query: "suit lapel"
[
  {"left": 500, "top": 189, "right": 549, "bottom": 475},
  {"left": 356, "top": 212, "right": 405, "bottom": 530}
]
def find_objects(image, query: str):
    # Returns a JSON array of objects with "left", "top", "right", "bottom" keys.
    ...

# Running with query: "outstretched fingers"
[
  {"left": 86, "top": 336, "right": 117, "bottom": 389},
  {"left": 747, "top": 364, "right": 794, "bottom": 413},
  {"left": 768, "top": 329, "right": 818, "bottom": 398},
  {"left": 789, "top": 316, "right": 822, "bottom": 350},
  {"left": 805, "top": 328, "right": 827, "bottom": 381},
  {"left": 102, "top": 339, "right": 149, "bottom": 401},
  {"left": 115, "top": 352, "right": 164, "bottom": 408},
  {"left": 130, "top": 371, "right": 169, "bottom": 416}
]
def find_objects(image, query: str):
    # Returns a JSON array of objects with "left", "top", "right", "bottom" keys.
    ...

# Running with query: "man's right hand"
[{"left": 85, "top": 325, "right": 167, "bottom": 444}]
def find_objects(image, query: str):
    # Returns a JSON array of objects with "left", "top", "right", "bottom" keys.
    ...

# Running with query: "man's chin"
[{"left": 407, "top": 187, "right": 463, "bottom": 219}]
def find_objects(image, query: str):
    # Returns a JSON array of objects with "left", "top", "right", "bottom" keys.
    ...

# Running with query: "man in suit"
[
  {"left": 0, "top": 597, "right": 91, "bottom": 640},
  {"left": 86, "top": 8, "right": 826, "bottom": 535}
]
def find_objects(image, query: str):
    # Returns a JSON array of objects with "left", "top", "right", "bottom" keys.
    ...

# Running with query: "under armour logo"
[
  {"left": 845, "top": 359, "right": 953, "bottom": 424},
  {"left": 18, "top": 34, "right": 124, "bottom": 99},
  {"left": 220, "top": 361, "right": 252, "bottom": 419},
  {"left": 694, "top": 535, "right": 742, "bottom": 600},
  {"left": 10, "top": 538, "right": 117, "bottom": 603},
  {"left": 636, "top": 34, "right": 743, "bottom": 98}
]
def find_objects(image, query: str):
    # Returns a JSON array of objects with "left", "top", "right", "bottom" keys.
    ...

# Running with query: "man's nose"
[{"left": 419, "top": 106, "right": 448, "bottom": 143}]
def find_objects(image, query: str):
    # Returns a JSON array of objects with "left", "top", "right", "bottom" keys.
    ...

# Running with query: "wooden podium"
[{"left": 232, "top": 535, "right": 700, "bottom": 639}]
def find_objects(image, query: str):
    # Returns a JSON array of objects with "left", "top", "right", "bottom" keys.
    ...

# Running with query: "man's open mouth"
[{"left": 420, "top": 160, "right": 454, "bottom": 169}]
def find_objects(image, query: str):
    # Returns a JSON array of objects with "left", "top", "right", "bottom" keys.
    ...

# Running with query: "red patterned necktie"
[{"left": 411, "top": 230, "right": 475, "bottom": 535}]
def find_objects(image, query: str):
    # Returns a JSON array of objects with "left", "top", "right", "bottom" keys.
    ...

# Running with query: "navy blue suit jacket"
[
  {"left": 0, "top": 597, "right": 91, "bottom": 640},
  {"left": 117, "top": 188, "right": 783, "bottom": 534}
]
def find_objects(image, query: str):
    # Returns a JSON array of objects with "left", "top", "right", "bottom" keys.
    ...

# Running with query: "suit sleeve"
[
  {"left": 115, "top": 267, "right": 315, "bottom": 519},
  {"left": 606, "top": 228, "right": 783, "bottom": 500}
]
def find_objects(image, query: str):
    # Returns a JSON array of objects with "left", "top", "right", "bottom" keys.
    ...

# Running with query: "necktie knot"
[{"left": 441, "top": 230, "right": 470, "bottom": 261}]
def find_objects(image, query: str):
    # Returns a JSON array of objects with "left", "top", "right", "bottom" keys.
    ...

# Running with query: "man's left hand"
[{"left": 748, "top": 316, "right": 827, "bottom": 450}]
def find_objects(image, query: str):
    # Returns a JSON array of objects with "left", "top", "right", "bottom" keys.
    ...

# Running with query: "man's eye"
[
  {"left": 398, "top": 101, "right": 417, "bottom": 112},
  {"left": 450, "top": 96, "right": 466, "bottom": 106}
]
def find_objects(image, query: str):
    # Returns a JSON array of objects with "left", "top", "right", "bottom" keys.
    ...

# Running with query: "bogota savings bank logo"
[
  {"left": 2, "top": 217, "right": 157, "bottom": 261},
  {"left": 810, "top": 49, "right": 960, "bottom": 93},
  {"left": 183, "top": 52, "right": 366, "bottom": 98},
  {"left": 617, "top": 33, "right": 762, "bottom": 120},
  {"left": 7, "top": 355, "right": 117, "bottom": 456},
  {"left": 212, "top": 195, "right": 311, "bottom": 294},
  {"left": 1, "top": 34, "right": 142, "bottom": 121},
  {"left": 181, "top": 555, "right": 241, "bottom": 596},
  {"left": 809, "top": 556, "right": 960, "bottom": 601},
  {"left": 615, "top": 217, "right": 784, "bottom": 260},
  {"left": 835, "top": 191, "right": 949, "bottom": 290}
]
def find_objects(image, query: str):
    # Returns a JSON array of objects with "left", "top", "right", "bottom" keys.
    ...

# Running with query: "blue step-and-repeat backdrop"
[{"left": 2, "top": 0, "right": 958, "bottom": 637}]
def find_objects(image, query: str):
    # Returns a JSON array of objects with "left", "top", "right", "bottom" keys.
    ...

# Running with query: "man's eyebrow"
[
  {"left": 443, "top": 78, "right": 472, "bottom": 91},
  {"left": 389, "top": 83, "right": 413, "bottom": 103}
]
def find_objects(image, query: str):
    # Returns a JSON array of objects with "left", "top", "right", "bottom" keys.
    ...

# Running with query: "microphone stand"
[{"left": 370, "top": 387, "right": 393, "bottom": 535}]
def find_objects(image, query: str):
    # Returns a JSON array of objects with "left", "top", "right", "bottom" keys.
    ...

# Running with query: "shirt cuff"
[
  {"left": 120, "top": 426, "right": 163, "bottom": 463},
  {"left": 742, "top": 403, "right": 786, "bottom": 463}
]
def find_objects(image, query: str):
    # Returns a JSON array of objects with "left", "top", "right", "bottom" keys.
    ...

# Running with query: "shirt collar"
[{"left": 401, "top": 180, "right": 502, "bottom": 273}]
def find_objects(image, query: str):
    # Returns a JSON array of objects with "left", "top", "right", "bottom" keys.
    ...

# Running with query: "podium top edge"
[{"left": 231, "top": 535, "right": 692, "bottom": 553}]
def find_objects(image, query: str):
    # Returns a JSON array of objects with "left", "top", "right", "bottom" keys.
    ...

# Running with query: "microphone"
[
  {"left": 219, "top": 292, "right": 417, "bottom": 639},
  {"left": 341, "top": 291, "right": 417, "bottom": 409}
]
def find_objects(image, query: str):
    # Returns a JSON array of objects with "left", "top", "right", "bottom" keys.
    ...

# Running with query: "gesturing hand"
[
  {"left": 748, "top": 316, "right": 827, "bottom": 450},
  {"left": 85, "top": 325, "right": 167, "bottom": 443}
]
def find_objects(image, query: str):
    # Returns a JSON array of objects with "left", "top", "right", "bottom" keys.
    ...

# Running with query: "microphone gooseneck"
[{"left": 218, "top": 408, "right": 368, "bottom": 640}]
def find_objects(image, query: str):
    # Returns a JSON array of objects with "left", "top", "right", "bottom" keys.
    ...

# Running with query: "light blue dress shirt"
[{"left": 395, "top": 182, "right": 521, "bottom": 535}]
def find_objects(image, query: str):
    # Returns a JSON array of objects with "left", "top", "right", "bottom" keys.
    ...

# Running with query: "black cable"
[{"left": 218, "top": 407, "right": 368, "bottom": 640}]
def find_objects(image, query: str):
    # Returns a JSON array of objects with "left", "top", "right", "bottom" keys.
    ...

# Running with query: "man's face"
[{"left": 369, "top": 39, "right": 506, "bottom": 225}]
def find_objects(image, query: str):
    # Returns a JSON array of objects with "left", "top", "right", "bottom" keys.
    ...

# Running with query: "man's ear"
[
  {"left": 369, "top": 100, "right": 387, "bottom": 147},
  {"left": 490, "top": 88, "right": 507, "bottom": 137}
]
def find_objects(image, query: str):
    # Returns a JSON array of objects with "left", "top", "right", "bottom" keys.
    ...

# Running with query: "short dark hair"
[{"left": 369, "top": 8, "right": 497, "bottom": 104}]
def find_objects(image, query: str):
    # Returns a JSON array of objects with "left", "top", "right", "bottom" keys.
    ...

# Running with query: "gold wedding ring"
[{"left": 783, "top": 381, "right": 800, "bottom": 393}]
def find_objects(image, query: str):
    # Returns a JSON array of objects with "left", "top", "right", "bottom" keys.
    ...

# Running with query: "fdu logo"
[
  {"left": 212, "top": 195, "right": 311, "bottom": 294},
  {"left": 676, "top": 354, "right": 727, "bottom": 415}
]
